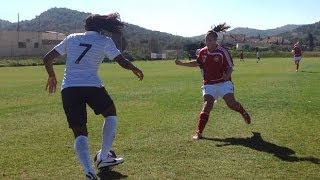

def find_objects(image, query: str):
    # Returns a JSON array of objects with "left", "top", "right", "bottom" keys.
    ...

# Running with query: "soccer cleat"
[
  {"left": 192, "top": 132, "right": 203, "bottom": 140},
  {"left": 241, "top": 112, "right": 251, "bottom": 124},
  {"left": 95, "top": 151, "right": 124, "bottom": 169},
  {"left": 96, "top": 157, "right": 124, "bottom": 169},
  {"left": 86, "top": 172, "right": 98, "bottom": 180}
]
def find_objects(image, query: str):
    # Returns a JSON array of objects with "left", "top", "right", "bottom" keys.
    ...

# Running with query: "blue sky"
[{"left": 0, "top": 0, "right": 319, "bottom": 37}]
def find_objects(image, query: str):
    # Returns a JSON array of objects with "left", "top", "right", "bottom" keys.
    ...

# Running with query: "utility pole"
[{"left": 17, "top": 13, "right": 20, "bottom": 31}]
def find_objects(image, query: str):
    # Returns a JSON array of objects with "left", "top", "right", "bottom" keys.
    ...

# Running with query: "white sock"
[
  {"left": 74, "top": 135, "right": 95, "bottom": 175},
  {"left": 100, "top": 116, "right": 117, "bottom": 160}
]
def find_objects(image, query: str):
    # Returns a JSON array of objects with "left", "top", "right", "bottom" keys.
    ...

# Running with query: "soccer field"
[{"left": 0, "top": 58, "right": 319, "bottom": 179}]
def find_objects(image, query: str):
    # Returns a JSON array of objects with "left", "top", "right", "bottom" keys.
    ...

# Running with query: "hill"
[
  {"left": 0, "top": 8, "right": 90, "bottom": 33},
  {"left": 0, "top": 20, "right": 12, "bottom": 29},
  {"left": 0, "top": 8, "right": 201, "bottom": 59},
  {"left": 0, "top": 8, "right": 319, "bottom": 58},
  {"left": 188, "top": 24, "right": 302, "bottom": 43},
  {"left": 280, "top": 21, "right": 320, "bottom": 50},
  {"left": 228, "top": 24, "right": 301, "bottom": 37}
]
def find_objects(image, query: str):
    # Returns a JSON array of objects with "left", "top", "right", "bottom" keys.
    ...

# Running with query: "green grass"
[{"left": 0, "top": 58, "right": 319, "bottom": 179}]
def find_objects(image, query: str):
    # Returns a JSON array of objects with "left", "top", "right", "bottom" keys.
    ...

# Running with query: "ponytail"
[
  {"left": 212, "top": 23, "right": 230, "bottom": 33},
  {"left": 207, "top": 23, "right": 231, "bottom": 40}
]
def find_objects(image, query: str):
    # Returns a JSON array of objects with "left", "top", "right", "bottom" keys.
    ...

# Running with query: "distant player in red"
[
  {"left": 175, "top": 23, "right": 251, "bottom": 140},
  {"left": 291, "top": 41, "right": 302, "bottom": 72}
]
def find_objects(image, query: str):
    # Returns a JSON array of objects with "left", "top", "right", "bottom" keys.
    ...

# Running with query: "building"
[{"left": 0, "top": 30, "right": 66, "bottom": 57}]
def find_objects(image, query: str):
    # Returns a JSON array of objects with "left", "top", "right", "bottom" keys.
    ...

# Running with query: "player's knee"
[
  {"left": 102, "top": 104, "right": 117, "bottom": 117},
  {"left": 204, "top": 96, "right": 214, "bottom": 105},
  {"left": 72, "top": 126, "right": 88, "bottom": 138},
  {"left": 227, "top": 101, "right": 238, "bottom": 110}
]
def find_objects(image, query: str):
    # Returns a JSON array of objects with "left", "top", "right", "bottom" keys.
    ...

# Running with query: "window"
[
  {"left": 18, "top": 42, "right": 26, "bottom": 48},
  {"left": 34, "top": 42, "right": 39, "bottom": 48}
]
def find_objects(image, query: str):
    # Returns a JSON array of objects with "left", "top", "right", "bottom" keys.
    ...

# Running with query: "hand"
[
  {"left": 132, "top": 68, "right": 144, "bottom": 81},
  {"left": 45, "top": 76, "right": 57, "bottom": 93}
]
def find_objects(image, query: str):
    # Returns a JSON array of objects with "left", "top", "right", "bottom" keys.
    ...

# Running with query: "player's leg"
[
  {"left": 62, "top": 87, "right": 97, "bottom": 178},
  {"left": 223, "top": 93, "right": 251, "bottom": 124},
  {"left": 87, "top": 87, "right": 124, "bottom": 168},
  {"left": 100, "top": 104, "right": 117, "bottom": 160},
  {"left": 220, "top": 81, "right": 251, "bottom": 124},
  {"left": 72, "top": 126, "right": 98, "bottom": 180},
  {"left": 194, "top": 95, "right": 215, "bottom": 139},
  {"left": 193, "top": 85, "right": 216, "bottom": 139},
  {"left": 294, "top": 56, "right": 301, "bottom": 72}
]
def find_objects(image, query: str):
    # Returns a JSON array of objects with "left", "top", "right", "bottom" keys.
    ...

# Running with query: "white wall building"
[{"left": 0, "top": 30, "right": 66, "bottom": 57}]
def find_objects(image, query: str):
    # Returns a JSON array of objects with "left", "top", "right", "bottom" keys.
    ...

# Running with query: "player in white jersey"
[{"left": 43, "top": 13, "right": 143, "bottom": 180}]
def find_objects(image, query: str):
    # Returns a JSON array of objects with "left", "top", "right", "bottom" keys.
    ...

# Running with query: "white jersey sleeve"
[
  {"left": 104, "top": 38, "right": 121, "bottom": 60},
  {"left": 54, "top": 36, "right": 68, "bottom": 56}
]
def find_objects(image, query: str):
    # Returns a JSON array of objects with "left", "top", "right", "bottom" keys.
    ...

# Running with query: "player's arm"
[
  {"left": 114, "top": 54, "right": 144, "bottom": 81},
  {"left": 175, "top": 59, "right": 198, "bottom": 67},
  {"left": 43, "top": 49, "right": 61, "bottom": 93},
  {"left": 222, "top": 50, "right": 234, "bottom": 80}
]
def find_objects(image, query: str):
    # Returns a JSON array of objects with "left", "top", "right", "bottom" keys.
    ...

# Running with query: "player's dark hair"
[
  {"left": 206, "top": 23, "right": 231, "bottom": 40},
  {"left": 85, "top": 12, "right": 125, "bottom": 33}
]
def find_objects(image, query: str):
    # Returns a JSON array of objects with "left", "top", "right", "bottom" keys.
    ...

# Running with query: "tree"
[{"left": 308, "top": 33, "right": 314, "bottom": 51}]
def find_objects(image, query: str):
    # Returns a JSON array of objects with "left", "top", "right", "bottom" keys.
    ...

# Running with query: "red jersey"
[
  {"left": 293, "top": 46, "right": 302, "bottom": 57},
  {"left": 196, "top": 45, "right": 234, "bottom": 85}
]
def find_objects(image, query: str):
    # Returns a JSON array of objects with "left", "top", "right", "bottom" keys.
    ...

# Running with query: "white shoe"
[
  {"left": 94, "top": 150, "right": 124, "bottom": 169},
  {"left": 192, "top": 132, "right": 203, "bottom": 140}
]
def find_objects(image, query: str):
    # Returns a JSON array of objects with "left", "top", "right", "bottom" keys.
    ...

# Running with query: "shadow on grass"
[
  {"left": 97, "top": 170, "right": 128, "bottom": 180},
  {"left": 203, "top": 132, "right": 320, "bottom": 165},
  {"left": 299, "top": 70, "right": 320, "bottom": 73}
]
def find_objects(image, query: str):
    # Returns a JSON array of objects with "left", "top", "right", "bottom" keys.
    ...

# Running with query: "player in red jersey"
[
  {"left": 291, "top": 41, "right": 302, "bottom": 72},
  {"left": 175, "top": 23, "right": 251, "bottom": 140}
]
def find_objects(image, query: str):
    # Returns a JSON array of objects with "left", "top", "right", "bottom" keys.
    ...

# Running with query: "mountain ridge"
[
  {"left": 0, "top": 8, "right": 319, "bottom": 58},
  {"left": 228, "top": 24, "right": 302, "bottom": 37},
  {"left": 0, "top": 7, "right": 305, "bottom": 38}
]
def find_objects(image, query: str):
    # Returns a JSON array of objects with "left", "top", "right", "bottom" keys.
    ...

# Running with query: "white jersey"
[{"left": 54, "top": 31, "right": 121, "bottom": 90}]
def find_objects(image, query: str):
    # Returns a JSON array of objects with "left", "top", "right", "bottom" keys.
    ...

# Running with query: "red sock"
[
  {"left": 197, "top": 112, "right": 209, "bottom": 133},
  {"left": 236, "top": 103, "right": 246, "bottom": 114}
]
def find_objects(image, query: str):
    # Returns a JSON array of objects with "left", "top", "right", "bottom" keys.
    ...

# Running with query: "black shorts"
[{"left": 61, "top": 87, "right": 114, "bottom": 128}]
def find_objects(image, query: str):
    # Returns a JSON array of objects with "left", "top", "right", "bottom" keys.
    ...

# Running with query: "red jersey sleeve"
[{"left": 196, "top": 48, "right": 205, "bottom": 69}]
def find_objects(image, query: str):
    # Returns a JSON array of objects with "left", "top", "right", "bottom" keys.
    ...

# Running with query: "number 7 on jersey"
[{"left": 75, "top": 43, "right": 92, "bottom": 64}]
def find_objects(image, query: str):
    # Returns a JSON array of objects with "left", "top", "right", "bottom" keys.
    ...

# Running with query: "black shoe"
[{"left": 86, "top": 172, "right": 98, "bottom": 180}]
